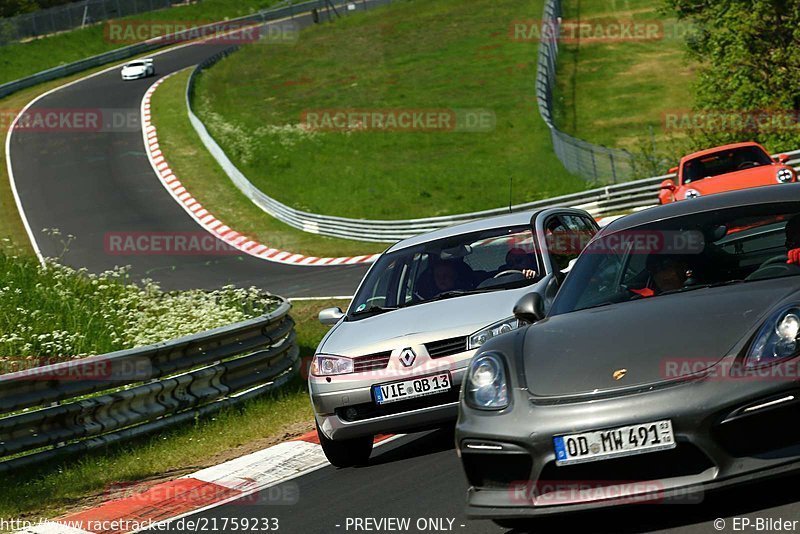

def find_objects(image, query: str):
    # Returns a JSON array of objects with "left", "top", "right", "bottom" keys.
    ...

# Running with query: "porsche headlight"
[
  {"left": 684, "top": 189, "right": 701, "bottom": 199},
  {"left": 465, "top": 352, "right": 509, "bottom": 410},
  {"left": 311, "top": 354, "right": 354, "bottom": 376},
  {"left": 745, "top": 307, "right": 800, "bottom": 368},
  {"left": 468, "top": 317, "right": 526, "bottom": 349},
  {"left": 777, "top": 168, "right": 795, "bottom": 183}
]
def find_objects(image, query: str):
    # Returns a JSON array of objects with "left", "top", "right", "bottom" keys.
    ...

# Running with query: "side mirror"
[
  {"left": 513, "top": 292, "right": 545, "bottom": 323},
  {"left": 318, "top": 307, "right": 344, "bottom": 325},
  {"left": 668, "top": 166, "right": 679, "bottom": 175},
  {"left": 777, "top": 154, "right": 791, "bottom": 164},
  {"left": 660, "top": 179, "right": 677, "bottom": 191}
]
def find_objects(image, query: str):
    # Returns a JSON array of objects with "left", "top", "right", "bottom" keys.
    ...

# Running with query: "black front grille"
[
  {"left": 353, "top": 351, "right": 392, "bottom": 373},
  {"left": 462, "top": 453, "right": 533, "bottom": 489},
  {"left": 336, "top": 388, "right": 460, "bottom": 422},
  {"left": 426, "top": 336, "right": 467, "bottom": 358},
  {"left": 714, "top": 396, "right": 800, "bottom": 456}
]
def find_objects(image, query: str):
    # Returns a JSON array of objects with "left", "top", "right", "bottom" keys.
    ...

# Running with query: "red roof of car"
[{"left": 680, "top": 142, "right": 767, "bottom": 164}]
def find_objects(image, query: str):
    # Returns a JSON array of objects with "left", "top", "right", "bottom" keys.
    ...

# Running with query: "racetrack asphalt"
[
  {"left": 7, "top": 11, "right": 370, "bottom": 298},
  {"left": 145, "top": 426, "right": 800, "bottom": 534}
]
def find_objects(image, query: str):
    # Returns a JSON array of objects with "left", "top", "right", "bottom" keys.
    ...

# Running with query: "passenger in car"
[
  {"left": 630, "top": 254, "right": 691, "bottom": 298},
  {"left": 648, "top": 254, "right": 690, "bottom": 293},
  {"left": 417, "top": 257, "right": 474, "bottom": 299}
]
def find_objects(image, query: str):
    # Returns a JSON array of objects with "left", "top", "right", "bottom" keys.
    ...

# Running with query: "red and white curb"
[
  {"left": 18, "top": 432, "right": 398, "bottom": 534},
  {"left": 141, "top": 73, "right": 381, "bottom": 267}
]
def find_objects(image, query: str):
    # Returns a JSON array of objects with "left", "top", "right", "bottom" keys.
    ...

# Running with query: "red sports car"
[{"left": 659, "top": 142, "right": 796, "bottom": 204}]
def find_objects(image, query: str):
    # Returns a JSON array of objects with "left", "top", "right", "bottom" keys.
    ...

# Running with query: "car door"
[
  {"left": 528, "top": 208, "right": 600, "bottom": 310},
  {"left": 531, "top": 209, "right": 599, "bottom": 275}
]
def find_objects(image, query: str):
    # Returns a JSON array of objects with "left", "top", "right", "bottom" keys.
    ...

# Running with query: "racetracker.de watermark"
[
  {"left": 545, "top": 230, "right": 706, "bottom": 256},
  {"left": 104, "top": 232, "right": 243, "bottom": 256},
  {"left": 104, "top": 480, "right": 299, "bottom": 506},
  {"left": 104, "top": 19, "right": 299, "bottom": 45},
  {"left": 509, "top": 19, "right": 695, "bottom": 43},
  {"left": 299, "top": 108, "right": 496, "bottom": 132},
  {"left": 662, "top": 358, "right": 800, "bottom": 382},
  {"left": 0, "top": 356, "right": 152, "bottom": 382},
  {"left": 663, "top": 110, "right": 800, "bottom": 134},
  {"left": 2, "top": 108, "right": 142, "bottom": 133},
  {"left": 509, "top": 480, "right": 703, "bottom": 505}
]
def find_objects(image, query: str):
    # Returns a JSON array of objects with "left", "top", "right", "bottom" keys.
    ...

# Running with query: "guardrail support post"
[{"left": 610, "top": 153, "right": 618, "bottom": 184}]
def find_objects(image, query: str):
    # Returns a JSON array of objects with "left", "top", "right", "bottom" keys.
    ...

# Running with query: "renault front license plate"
[{"left": 373, "top": 373, "right": 451, "bottom": 405}]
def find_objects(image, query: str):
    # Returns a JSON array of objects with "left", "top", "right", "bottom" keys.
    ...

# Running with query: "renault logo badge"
[
  {"left": 399, "top": 348, "right": 416, "bottom": 367},
  {"left": 612, "top": 368, "right": 627, "bottom": 381}
]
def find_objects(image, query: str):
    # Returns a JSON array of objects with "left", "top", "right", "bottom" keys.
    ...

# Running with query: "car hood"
[
  {"left": 523, "top": 277, "right": 800, "bottom": 398},
  {"left": 320, "top": 287, "right": 532, "bottom": 356},
  {"left": 681, "top": 166, "right": 783, "bottom": 197},
  {"left": 123, "top": 66, "right": 145, "bottom": 74}
]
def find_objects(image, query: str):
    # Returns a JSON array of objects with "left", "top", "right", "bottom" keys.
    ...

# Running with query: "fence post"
[{"left": 610, "top": 153, "right": 618, "bottom": 184}]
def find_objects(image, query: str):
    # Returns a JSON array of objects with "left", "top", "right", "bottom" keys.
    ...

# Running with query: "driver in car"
[
  {"left": 502, "top": 248, "right": 537, "bottom": 280},
  {"left": 787, "top": 215, "right": 800, "bottom": 265}
]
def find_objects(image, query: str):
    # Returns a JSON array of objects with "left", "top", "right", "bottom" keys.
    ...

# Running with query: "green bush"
[
  {"left": 665, "top": 0, "right": 800, "bottom": 151},
  {"left": 0, "top": 242, "right": 279, "bottom": 366}
]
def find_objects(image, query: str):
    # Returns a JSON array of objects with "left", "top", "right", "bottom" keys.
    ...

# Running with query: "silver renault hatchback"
[{"left": 309, "top": 207, "right": 599, "bottom": 466}]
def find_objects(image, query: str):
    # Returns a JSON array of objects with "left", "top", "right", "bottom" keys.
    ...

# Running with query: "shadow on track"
[
  {"left": 497, "top": 471, "right": 800, "bottom": 533},
  {"left": 363, "top": 425, "right": 457, "bottom": 468}
]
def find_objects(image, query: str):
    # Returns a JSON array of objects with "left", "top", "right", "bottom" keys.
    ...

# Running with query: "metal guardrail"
[
  {"left": 0, "top": 0, "right": 335, "bottom": 100},
  {"left": 0, "top": 299, "right": 298, "bottom": 473},
  {"left": 0, "top": 0, "right": 182, "bottom": 45},
  {"left": 536, "top": 0, "right": 637, "bottom": 183}
]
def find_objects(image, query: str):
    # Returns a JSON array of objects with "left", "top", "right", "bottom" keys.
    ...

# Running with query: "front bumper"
[
  {"left": 311, "top": 357, "right": 471, "bottom": 440},
  {"left": 456, "top": 370, "right": 800, "bottom": 518}
]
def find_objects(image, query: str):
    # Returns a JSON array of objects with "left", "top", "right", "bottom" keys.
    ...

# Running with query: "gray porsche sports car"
[{"left": 456, "top": 183, "right": 800, "bottom": 524}]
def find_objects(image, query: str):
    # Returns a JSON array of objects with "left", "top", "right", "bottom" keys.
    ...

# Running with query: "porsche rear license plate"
[
  {"left": 554, "top": 420, "right": 675, "bottom": 466},
  {"left": 372, "top": 373, "right": 451, "bottom": 405}
]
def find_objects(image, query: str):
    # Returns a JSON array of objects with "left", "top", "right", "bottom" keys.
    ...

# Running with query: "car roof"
[
  {"left": 385, "top": 210, "right": 540, "bottom": 253},
  {"left": 602, "top": 183, "right": 800, "bottom": 234},
  {"left": 385, "top": 206, "right": 594, "bottom": 253},
  {"left": 680, "top": 141, "right": 765, "bottom": 164}
]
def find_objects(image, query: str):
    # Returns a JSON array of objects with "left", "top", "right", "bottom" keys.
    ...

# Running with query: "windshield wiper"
[
  {"left": 660, "top": 279, "right": 747, "bottom": 296},
  {"left": 577, "top": 299, "right": 621, "bottom": 311},
  {"left": 350, "top": 305, "right": 398, "bottom": 317}
]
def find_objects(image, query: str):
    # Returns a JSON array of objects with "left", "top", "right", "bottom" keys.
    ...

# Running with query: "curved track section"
[{"left": 7, "top": 16, "right": 368, "bottom": 297}]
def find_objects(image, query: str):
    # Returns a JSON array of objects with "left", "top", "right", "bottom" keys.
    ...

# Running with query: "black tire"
[{"left": 316, "top": 424, "right": 373, "bottom": 468}]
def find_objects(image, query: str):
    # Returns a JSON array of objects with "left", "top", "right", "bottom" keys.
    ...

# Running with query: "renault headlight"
[
  {"left": 777, "top": 168, "right": 795, "bottom": 183},
  {"left": 745, "top": 306, "right": 800, "bottom": 368},
  {"left": 465, "top": 352, "right": 509, "bottom": 410},
  {"left": 311, "top": 354, "right": 354, "bottom": 376},
  {"left": 468, "top": 317, "right": 526, "bottom": 349}
]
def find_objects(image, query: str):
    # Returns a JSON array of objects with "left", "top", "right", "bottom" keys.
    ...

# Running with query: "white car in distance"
[{"left": 121, "top": 59, "right": 155, "bottom": 81}]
